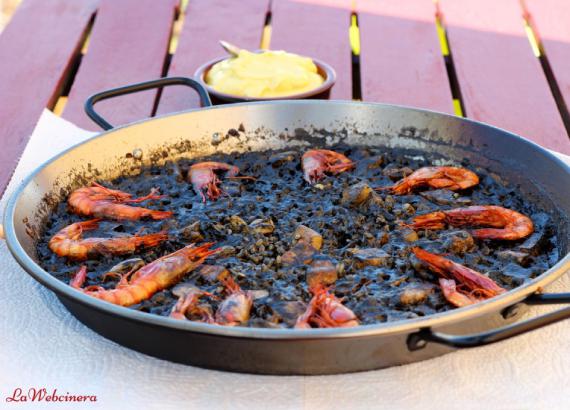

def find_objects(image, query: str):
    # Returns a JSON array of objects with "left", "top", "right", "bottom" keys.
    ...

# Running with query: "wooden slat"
[
  {"left": 271, "top": 0, "right": 352, "bottom": 100},
  {"left": 357, "top": 0, "right": 453, "bottom": 114},
  {"left": 62, "top": 0, "right": 178, "bottom": 130},
  {"left": 439, "top": 0, "right": 570, "bottom": 154},
  {"left": 0, "top": 0, "right": 98, "bottom": 195},
  {"left": 525, "top": 0, "right": 570, "bottom": 119},
  {"left": 156, "top": 0, "right": 269, "bottom": 114}
]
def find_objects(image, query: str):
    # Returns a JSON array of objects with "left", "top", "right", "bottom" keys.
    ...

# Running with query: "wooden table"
[{"left": 1, "top": 0, "right": 569, "bottom": 195}]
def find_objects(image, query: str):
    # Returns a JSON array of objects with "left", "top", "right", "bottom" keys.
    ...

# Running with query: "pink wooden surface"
[
  {"left": 2, "top": 0, "right": 570, "bottom": 197},
  {"left": 524, "top": 0, "right": 570, "bottom": 117},
  {"left": 439, "top": 0, "right": 570, "bottom": 154},
  {"left": 357, "top": 0, "right": 454, "bottom": 114},
  {"left": 156, "top": 0, "right": 269, "bottom": 114},
  {"left": 0, "top": 0, "right": 98, "bottom": 194},
  {"left": 270, "top": 0, "right": 352, "bottom": 100},
  {"left": 62, "top": 0, "right": 178, "bottom": 130}
]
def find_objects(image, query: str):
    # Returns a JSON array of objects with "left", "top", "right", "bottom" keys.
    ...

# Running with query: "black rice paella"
[{"left": 36, "top": 144, "right": 559, "bottom": 328}]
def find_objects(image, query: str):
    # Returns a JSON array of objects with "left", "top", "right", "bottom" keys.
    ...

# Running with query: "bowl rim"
[{"left": 193, "top": 52, "right": 337, "bottom": 102}]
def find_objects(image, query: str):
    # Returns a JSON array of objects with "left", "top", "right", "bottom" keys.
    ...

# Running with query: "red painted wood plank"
[
  {"left": 63, "top": 0, "right": 178, "bottom": 130},
  {"left": 439, "top": 0, "right": 570, "bottom": 154},
  {"left": 0, "top": 0, "right": 98, "bottom": 194},
  {"left": 271, "top": 0, "right": 352, "bottom": 100},
  {"left": 357, "top": 0, "right": 453, "bottom": 114},
  {"left": 525, "top": 0, "right": 570, "bottom": 119},
  {"left": 157, "top": 0, "right": 269, "bottom": 114}
]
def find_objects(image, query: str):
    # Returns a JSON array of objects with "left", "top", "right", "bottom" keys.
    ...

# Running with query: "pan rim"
[{"left": 4, "top": 99, "right": 570, "bottom": 340}]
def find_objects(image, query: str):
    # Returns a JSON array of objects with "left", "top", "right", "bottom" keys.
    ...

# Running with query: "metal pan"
[{"left": 3, "top": 77, "right": 570, "bottom": 375}]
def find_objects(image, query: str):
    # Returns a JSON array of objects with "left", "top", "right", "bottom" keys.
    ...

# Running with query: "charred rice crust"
[{"left": 36, "top": 145, "right": 559, "bottom": 327}]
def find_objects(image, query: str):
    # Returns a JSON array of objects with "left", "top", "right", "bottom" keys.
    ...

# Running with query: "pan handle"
[
  {"left": 84, "top": 77, "right": 212, "bottom": 130},
  {"left": 407, "top": 292, "right": 570, "bottom": 351}
]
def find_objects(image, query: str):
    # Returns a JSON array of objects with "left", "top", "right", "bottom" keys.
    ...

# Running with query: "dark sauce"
[{"left": 36, "top": 145, "right": 559, "bottom": 327}]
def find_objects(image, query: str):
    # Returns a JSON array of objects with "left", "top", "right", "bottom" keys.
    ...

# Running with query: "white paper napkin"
[{"left": 1, "top": 110, "right": 569, "bottom": 410}]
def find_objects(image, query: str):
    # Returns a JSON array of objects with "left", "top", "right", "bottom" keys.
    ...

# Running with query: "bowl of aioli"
[{"left": 194, "top": 50, "right": 336, "bottom": 103}]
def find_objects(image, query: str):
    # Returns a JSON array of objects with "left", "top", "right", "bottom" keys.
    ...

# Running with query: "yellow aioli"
[{"left": 205, "top": 50, "right": 324, "bottom": 98}]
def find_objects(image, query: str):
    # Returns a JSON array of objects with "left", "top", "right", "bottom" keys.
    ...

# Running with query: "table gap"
[
  {"left": 350, "top": 12, "right": 361, "bottom": 100},
  {"left": 435, "top": 4, "right": 464, "bottom": 117},
  {"left": 260, "top": 5, "right": 272, "bottom": 49},
  {"left": 52, "top": 13, "right": 97, "bottom": 116},
  {"left": 521, "top": 5, "right": 570, "bottom": 136},
  {"left": 151, "top": 2, "right": 185, "bottom": 117}
]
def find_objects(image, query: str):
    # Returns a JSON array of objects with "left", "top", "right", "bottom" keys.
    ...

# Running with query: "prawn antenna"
[
  {"left": 226, "top": 175, "right": 257, "bottom": 181},
  {"left": 373, "top": 185, "right": 393, "bottom": 191}
]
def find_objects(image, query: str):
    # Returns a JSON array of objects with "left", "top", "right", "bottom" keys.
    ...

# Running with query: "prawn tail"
[
  {"left": 409, "top": 212, "right": 447, "bottom": 231},
  {"left": 135, "top": 232, "right": 169, "bottom": 247},
  {"left": 148, "top": 210, "right": 174, "bottom": 220},
  {"left": 410, "top": 220, "right": 446, "bottom": 231},
  {"left": 192, "top": 242, "right": 221, "bottom": 260}
]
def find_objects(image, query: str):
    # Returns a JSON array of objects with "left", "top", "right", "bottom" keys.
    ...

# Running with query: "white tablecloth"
[{"left": 1, "top": 110, "right": 569, "bottom": 410}]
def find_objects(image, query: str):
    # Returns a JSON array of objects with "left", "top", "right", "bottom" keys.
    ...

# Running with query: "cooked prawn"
[
  {"left": 68, "top": 182, "right": 172, "bottom": 220},
  {"left": 438, "top": 278, "right": 482, "bottom": 307},
  {"left": 70, "top": 243, "right": 219, "bottom": 306},
  {"left": 379, "top": 166, "right": 479, "bottom": 194},
  {"left": 412, "top": 247, "right": 506, "bottom": 307},
  {"left": 49, "top": 219, "right": 168, "bottom": 261},
  {"left": 302, "top": 149, "right": 354, "bottom": 184},
  {"left": 409, "top": 205, "right": 534, "bottom": 240},
  {"left": 214, "top": 276, "right": 253, "bottom": 326},
  {"left": 188, "top": 161, "right": 253, "bottom": 202},
  {"left": 295, "top": 286, "right": 359, "bottom": 328},
  {"left": 170, "top": 288, "right": 214, "bottom": 322}
]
